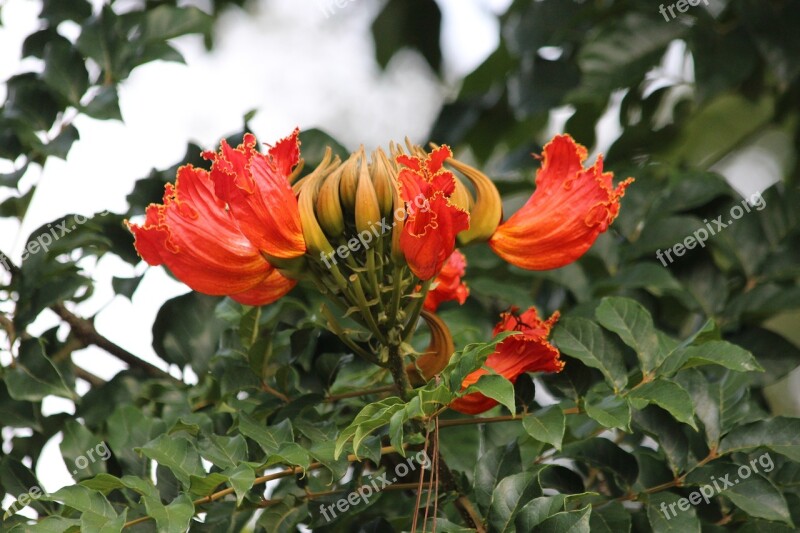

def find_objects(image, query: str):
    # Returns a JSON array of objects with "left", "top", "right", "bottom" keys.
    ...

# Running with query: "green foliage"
[{"left": 2, "top": 0, "right": 800, "bottom": 531}]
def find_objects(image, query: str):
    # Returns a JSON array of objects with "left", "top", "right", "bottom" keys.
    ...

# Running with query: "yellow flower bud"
[
  {"left": 297, "top": 148, "right": 337, "bottom": 255},
  {"left": 370, "top": 148, "right": 395, "bottom": 216},
  {"left": 390, "top": 173, "right": 405, "bottom": 263},
  {"left": 355, "top": 151, "right": 382, "bottom": 234},
  {"left": 450, "top": 176, "right": 472, "bottom": 213},
  {"left": 338, "top": 152, "right": 359, "bottom": 212},
  {"left": 315, "top": 166, "right": 346, "bottom": 237}
]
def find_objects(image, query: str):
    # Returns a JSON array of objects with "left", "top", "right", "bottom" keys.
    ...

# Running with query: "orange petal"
[
  {"left": 127, "top": 165, "right": 277, "bottom": 296},
  {"left": 489, "top": 135, "right": 633, "bottom": 270},
  {"left": 450, "top": 307, "right": 563, "bottom": 415},
  {"left": 400, "top": 193, "right": 469, "bottom": 281},
  {"left": 406, "top": 310, "right": 455, "bottom": 386},
  {"left": 423, "top": 250, "right": 469, "bottom": 312},
  {"left": 205, "top": 131, "right": 306, "bottom": 260}
]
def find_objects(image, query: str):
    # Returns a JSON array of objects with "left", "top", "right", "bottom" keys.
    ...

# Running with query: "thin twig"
[
  {"left": 122, "top": 445, "right": 409, "bottom": 529},
  {"left": 438, "top": 407, "right": 580, "bottom": 428},
  {"left": 73, "top": 365, "right": 106, "bottom": 387},
  {"left": 50, "top": 302, "right": 176, "bottom": 382},
  {"left": 325, "top": 384, "right": 398, "bottom": 402},
  {"left": 0, "top": 251, "right": 174, "bottom": 382}
]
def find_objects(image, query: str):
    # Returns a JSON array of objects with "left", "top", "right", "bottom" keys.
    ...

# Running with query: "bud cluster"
[{"left": 289, "top": 141, "right": 500, "bottom": 364}]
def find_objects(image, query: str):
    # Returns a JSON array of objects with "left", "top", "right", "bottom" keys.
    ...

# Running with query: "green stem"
[
  {"left": 386, "top": 341, "right": 413, "bottom": 400},
  {"left": 321, "top": 304, "right": 383, "bottom": 366},
  {"left": 365, "top": 247, "right": 381, "bottom": 304},
  {"left": 402, "top": 278, "right": 432, "bottom": 340},
  {"left": 351, "top": 274, "right": 388, "bottom": 345},
  {"left": 386, "top": 265, "right": 405, "bottom": 332}
]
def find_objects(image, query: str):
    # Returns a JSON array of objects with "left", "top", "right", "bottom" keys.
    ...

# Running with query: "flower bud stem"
[
  {"left": 365, "top": 247, "right": 381, "bottom": 304},
  {"left": 402, "top": 279, "right": 432, "bottom": 340},
  {"left": 321, "top": 304, "right": 383, "bottom": 366},
  {"left": 351, "top": 274, "right": 388, "bottom": 345},
  {"left": 386, "top": 265, "right": 405, "bottom": 332}
]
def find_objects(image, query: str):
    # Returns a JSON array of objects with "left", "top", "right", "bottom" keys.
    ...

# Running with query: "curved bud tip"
[
  {"left": 446, "top": 157, "right": 502, "bottom": 246},
  {"left": 406, "top": 310, "right": 455, "bottom": 386},
  {"left": 355, "top": 151, "right": 382, "bottom": 234}
]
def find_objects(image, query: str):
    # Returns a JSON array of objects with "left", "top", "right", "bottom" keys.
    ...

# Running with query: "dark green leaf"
[
  {"left": 371, "top": 0, "right": 441, "bottom": 72},
  {"left": 627, "top": 379, "right": 697, "bottom": 430},
  {"left": 522, "top": 405, "right": 565, "bottom": 450},
  {"left": 595, "top": 297, "right": 663, "bottom": 375},
  {"left": 720, "top": 418, "right": 800, "bottom": 461},
  {"left": 553, "top": 316, "right": 628, "bottom": 392}
]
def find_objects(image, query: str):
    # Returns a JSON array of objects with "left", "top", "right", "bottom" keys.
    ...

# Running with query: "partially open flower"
[
  {"left": 423, "top": 250, "right": 469, "bottom": 312},
  {"left": 450, "top": 307, "right": 563, "bottom": 415},
  {"left": 489, "top": 135, "right": 633, "bottom": 270},
  {"left": 397, "top": 146, "right": 469, "bottom": 281}
]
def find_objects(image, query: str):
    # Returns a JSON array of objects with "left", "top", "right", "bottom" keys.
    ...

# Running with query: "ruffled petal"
[
  {"left": 423, "top": 250, "right": 469, "bottom": 312},
  {"left": 400, "top": 193, "right": 469, "bottom": 280},
  {"left": 127, "top": 165, "right": 277, "bottom": 296},
  {"left": 450, "top": 307, "right": 563, "bottom": 415},
  {"left": 205, "top": 131, "right": 306, "bottom": 259},
  {"left": 489, "top": 134, "right": 633, "bottom": 270}
]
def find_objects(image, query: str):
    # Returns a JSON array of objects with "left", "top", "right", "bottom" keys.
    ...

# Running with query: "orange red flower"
[
  {"left": 489, "top": 135, "right": 633, "bottom": 270},
  {"left": 126, "top": 132, "right": 303, "bottom": 305},
  {"left": 450, "top": 307, "right": 563, "bottom": 414},
  {"left": 423, "top": 250, "right": 469, "bottom": 312},
  {"left": 397, "top": 146, "right": 469, "bottom": 281}
]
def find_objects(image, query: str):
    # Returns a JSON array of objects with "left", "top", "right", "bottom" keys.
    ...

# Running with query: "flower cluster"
[{"left": 127, "top": 130, "right": 632, "bottom": 413}]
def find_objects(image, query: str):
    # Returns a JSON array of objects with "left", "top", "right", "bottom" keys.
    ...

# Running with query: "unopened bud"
[
  {"left": 297, "top": 149, "right": 337, "bottom": 255},
  {"left": 355, "top": 151, "right": 382, "bottom": 234},
  {"left": 450, "top": 177, "right": 472, "bottom": 213},
  {"left": 371, "top": 148, "right": 395, "bottom": 216},
  {"left": 339, "top": 153, "right": 359, "bottom": 212},
  {"left": 315, "top": 166, "right": 346, "bottom": 236}
]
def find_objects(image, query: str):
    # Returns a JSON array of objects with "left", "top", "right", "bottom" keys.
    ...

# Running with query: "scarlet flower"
[
  {"left": 450, "top": 307, "right": 563, "bottom": 415},
  {"left": 423, "top": 250, "right": 469, "bottom": 312},
  {"left": 489, "top": 135, "right": 633, "bottom": 270},
  {"left": 397, "top": 145, "right": 470, "bottom": 281},
  {"left": 126, "top": 132, "right": 303, "bottom": 305}
]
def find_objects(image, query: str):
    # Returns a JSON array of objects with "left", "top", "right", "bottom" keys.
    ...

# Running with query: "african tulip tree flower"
[
  {"left": 449, "top": 307, "right": 563, "bottom": 415},
  {"left": 127, "top": 129, "right": 631, "bottom": 400},
  {"left": 397, "top": 146, "right": 469, "bottom": 281},
  {"left": 423, "top": 250, "right": 469, "bottom": 312},
  {"left": 126, "top": 132, "right": 303, "bottom": 305},
  {"left": 488, "top": 134, "right": 633, "bottom": 270}
]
